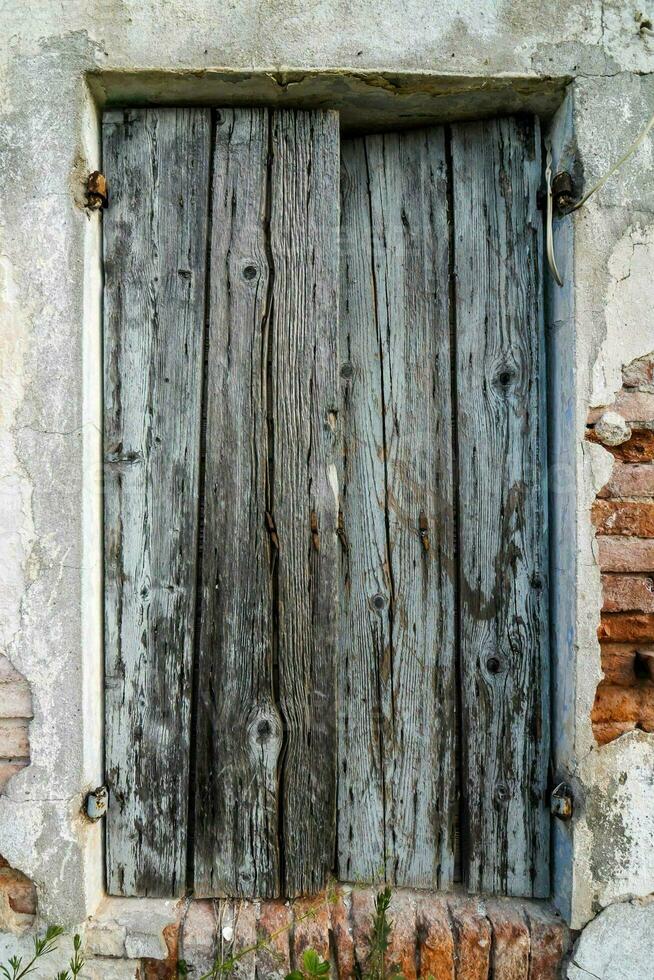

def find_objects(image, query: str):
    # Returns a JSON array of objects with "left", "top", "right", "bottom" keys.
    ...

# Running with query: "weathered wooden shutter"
[
  {"left": 104, "top": 107, "right": 339, "bottom": 898},
  {"left": 103, "top": 108, "right": 548, "bottom": 901}
]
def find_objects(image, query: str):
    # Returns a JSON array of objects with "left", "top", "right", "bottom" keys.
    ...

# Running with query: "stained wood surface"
[
  {"left": 339, "top": 130, "right": 456, "bottom": 888},
  {"left": 451, "top": 117, "right": 549, "bottom": 897},
  {"left": 193, "top": 109, "right": 340, "bottom": 898},
  {"left": 103, "top": 108, "right": 211, "bottom": 896},
  {"left": 270, "top": 111, "right": 340, "bottom": 896},
  {"left": 193, "top": 109, "right": 281, "bottom": 898},
  {"left": 103, "top": 107, "right": 549, "bottom": 901}
]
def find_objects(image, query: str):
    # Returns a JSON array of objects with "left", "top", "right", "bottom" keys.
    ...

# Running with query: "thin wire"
[{"left": 567, "top": 110, "right": 654, "bottom": 213}]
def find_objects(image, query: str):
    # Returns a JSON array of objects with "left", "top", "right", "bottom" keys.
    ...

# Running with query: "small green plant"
[
  {"left": 283, "top": 887, "right": 404, "bottom": 980},
  {"left": 352, "top": 886, "right": 403, "bottom": 980},
  {"left": 286, "top": 949, "right": 331, "bottom": 980},
  {"left": 0, "top": 927, "right": 84, "bottom": 980}
]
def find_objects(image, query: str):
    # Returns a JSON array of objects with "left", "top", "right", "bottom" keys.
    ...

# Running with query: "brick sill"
[{"left": 87, "top": 888, "right": 569, "bottom": 979}]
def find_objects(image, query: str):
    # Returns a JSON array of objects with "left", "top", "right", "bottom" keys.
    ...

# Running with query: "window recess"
[{"left": 102, "top": 107, "right": 549, "bottom": 901}]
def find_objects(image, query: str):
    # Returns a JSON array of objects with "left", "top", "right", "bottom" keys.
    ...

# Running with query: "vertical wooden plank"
[
  {"left": 271, "top": 110, "right": 340, "bottom": 896},
  {"left": 452, "top": 117, "right": 549, "bottom": 897},
  {"left": 338, "top": 138, "right": 388, "bottom": 884},
  {"left": 103, "top": 108, "right": 211, "bottom": 896},
  {"left": 193, "top": 109, "right": 282, "bottom": 898},
  {"left": 339, "top": 130, "right": 457, "bottom": 888}
]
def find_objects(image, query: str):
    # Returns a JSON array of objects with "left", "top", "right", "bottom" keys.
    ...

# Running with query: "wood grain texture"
[
  {"left": 270, "top": 110, "right": 340, "bottom": 896},
  {"left": 339, "top": 130, "right": 457, "bottom": 888},
  {"left": 451, "top": 117, "right": 549, "bottom": 897},
  {"left": 103, "top": 108, "right": 211, "bottom": 896},
  {"left": 193, "top": 109, "right": 282, "bottom": 898}
]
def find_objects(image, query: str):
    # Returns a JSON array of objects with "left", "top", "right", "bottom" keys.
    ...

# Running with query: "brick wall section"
[
  {"left": 0, "top": 655, "right": 35, "bottom": 926},
  {"left": 0, "top": 856, "right": 36, "bottom": 933},
  {"left": 588, "top": 351, "right": 654, "bottom": 745},
  {"left": 144, "top": 889, "right": 568, "bottom": 980},
  {"left": 0, "top": 655, "right": 31, "bottom": 791}
]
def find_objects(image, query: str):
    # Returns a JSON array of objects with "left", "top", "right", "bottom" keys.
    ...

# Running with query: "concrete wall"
[{"left": 0, "top": 0, "right": 652, "bottom": 975}]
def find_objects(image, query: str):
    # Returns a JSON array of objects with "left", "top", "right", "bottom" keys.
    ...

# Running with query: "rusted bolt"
[
  {"left": 86, "top": 171, "right": 108, "bottom": 210},
  {"left": 84, "top": 785, "right": 108, "bottom": 822},
  {"left": 552, "top": 171, "right": 575, "bottom": 214},
  {"left": 551, "top": 782, "right": 573, "bottom": 820}
]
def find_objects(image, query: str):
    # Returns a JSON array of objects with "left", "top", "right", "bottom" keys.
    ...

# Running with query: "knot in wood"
[{"left": 494, "top": 783, "right": 510, "bottom": 805}]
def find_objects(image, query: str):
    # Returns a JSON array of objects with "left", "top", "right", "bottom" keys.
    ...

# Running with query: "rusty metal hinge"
[
  {"left": 86, "top": 171, "right": 108, "bottom": 210},
  {"left": 550, "top": 782, "right": 573, "bottom": 821},
  {"left": 84, "top": 785, "right": 108, "bottom": 821}
]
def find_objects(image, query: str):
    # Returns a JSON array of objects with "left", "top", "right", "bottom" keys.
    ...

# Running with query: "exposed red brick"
[
  {"left": 177, "top": 892, "right": 568, "bottom": 980},
  {"left": 486, "top": 903, "right": 529, "bottom": 980},
  {"left": 599, "top": 612, "right": 654, "bottom": 642},
  {"left": 598, "top": 536, "right": 654, "bottom": 572},
  {"left": 416, "top": 896, "right": 455, "bottom": 980},
  {"left": 598, "top": 463, "right": 654, "bottom": 499},
  {"left": 329, "top": 891, "right": 356, "bottom": 980},
  {"left": 350, "top": 889, "right": 375, "bottom": 973},
  {"left": 292, "top": 894, "right": 331, "bottom": 964},
  {"left": 231, "top": 901, "right": 257, "bottom": 974},
  {"left": 602, "top": 574, "right": 654, "bottom": 612},
  {"left": 587, "top": 426, "right": 654, "bottom": 462},
  {"left": 593, "top": 719, "right": 636, "bottom": 744},
  {"left": 385, "top": 892, "right": 417, "bottom": 980},
  {"left": 588, "top": 390, "right": 654, "bottom": 424},
  {"left": 256, "top": 899, "right": 291, "bottom": 977},
  {"left": 0, "top": 761, "right": 28, "bottom": 793},
  {"left": 142, "top": 923, "right": 180, "bottom": 980},
  {"left": 0, "top": 661, "right": 32, "bottom": 719},
  {"left": 450, "top": 900, "right": 491, "bottom": 980},
  {"left": 600, "top": 644, "right": 638, "bottom": 684},
  {"left": 592, "top": 500, "right": 654, "bottom": 537},
  {"left": 592, "top": 682, "right": 641, "bottom": 724},
  {"left": 0, "top": 720, "right": 29, "bottom": 759},
  {"left": 623, "top": 352, "right": 654, "bottom": 391},
  {"left": 0, "top": 865, "right": 36, "bottom": 916},
  {"left": 638, "top": 683, "right": 654, "bottom": 731},
  {"left": 524, "top": 905, "right": 569, "bottom": 980}
]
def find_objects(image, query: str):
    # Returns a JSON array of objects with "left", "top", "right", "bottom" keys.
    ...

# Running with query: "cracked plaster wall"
[{"left": 0, "top": 0, "right": 652, "bottom": 973}]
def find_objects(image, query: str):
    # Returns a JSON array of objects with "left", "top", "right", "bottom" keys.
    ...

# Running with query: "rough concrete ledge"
[
  {"left": 84, "top": 888, "right": 569, "bottom": 978},
  {"left": 87, "top": 69, "right": 571, "bottom": 133}
]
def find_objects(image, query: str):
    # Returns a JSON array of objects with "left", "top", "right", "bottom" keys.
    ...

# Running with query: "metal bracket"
[
  {"left": 84, "top": 785, "right": 108, "bottom": 821},
  {"left": 551, "top": 782, "right": 573, "bottom": 821},
  {"left": 86, "top": 171, "right": 108, "bottom": 210}
]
